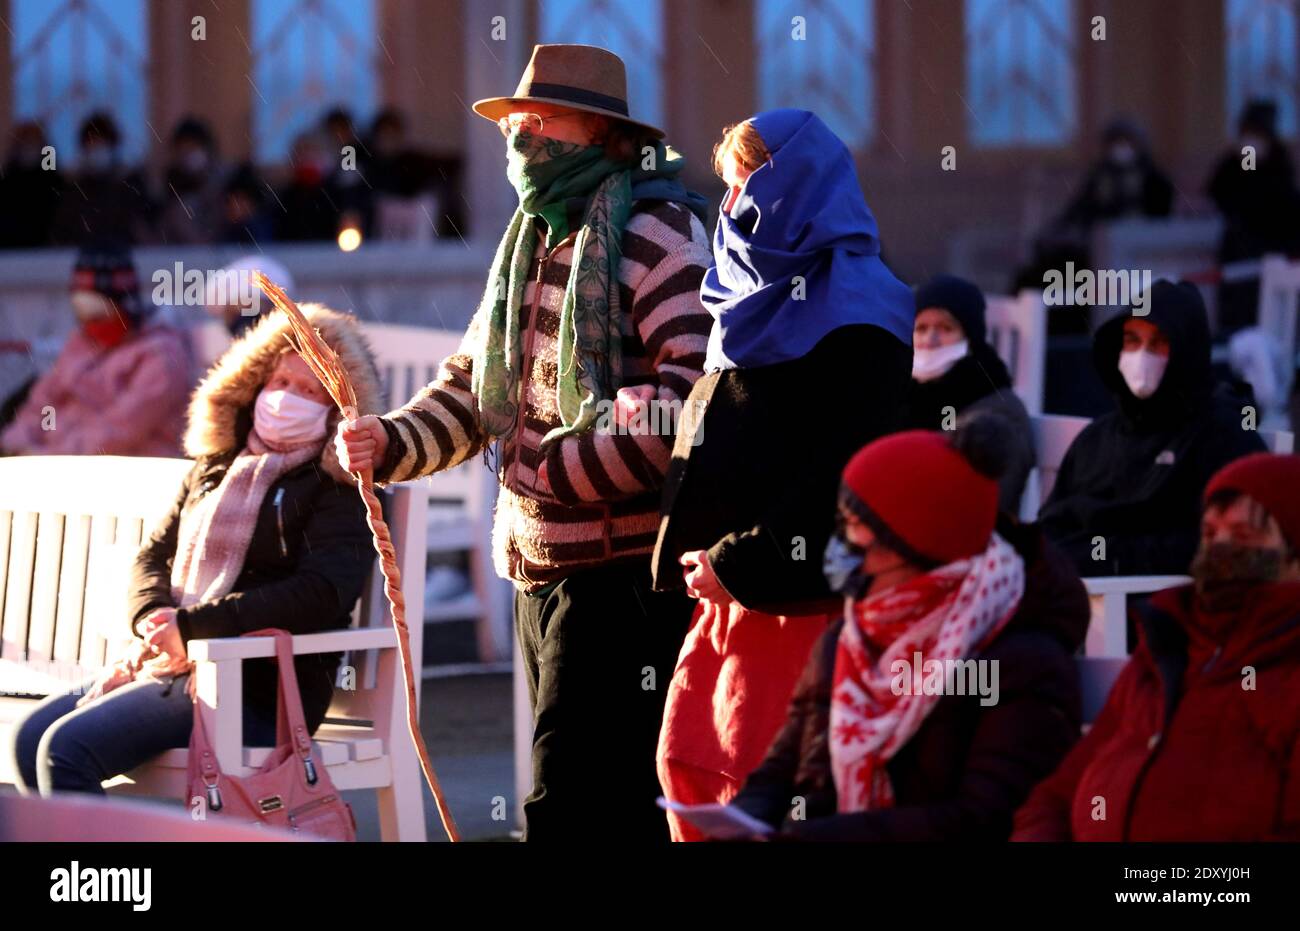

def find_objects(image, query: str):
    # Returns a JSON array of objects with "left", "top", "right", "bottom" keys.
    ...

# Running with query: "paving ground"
[{"left": 345, "top": 672, "right": 517, "bottom": 842}]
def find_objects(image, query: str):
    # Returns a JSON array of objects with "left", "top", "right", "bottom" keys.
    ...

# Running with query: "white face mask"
[
  {"left": 912, "top": 340, "right": 969, "bottom": 383},
  {"left": 253, "top": 388, "right": 330, "bottom": 445},
  {"left": 1118, "top": 348, "right": 1168, "bottom": 399}
]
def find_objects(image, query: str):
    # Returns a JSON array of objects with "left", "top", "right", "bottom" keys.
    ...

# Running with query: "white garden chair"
[{"left": 985, "top": 289, "right": 1047, "bottom": 417}]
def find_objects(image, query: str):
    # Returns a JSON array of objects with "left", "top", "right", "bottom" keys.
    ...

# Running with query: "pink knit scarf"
[{"left": 170, "top": 429, "right": 323, "bottom": 607}]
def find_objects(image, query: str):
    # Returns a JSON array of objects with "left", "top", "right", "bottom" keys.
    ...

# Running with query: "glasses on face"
[{"left": 497, "top": 112, "right": 584, "bottom": 138}]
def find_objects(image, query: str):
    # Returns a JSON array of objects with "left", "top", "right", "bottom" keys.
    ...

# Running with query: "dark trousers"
[
  {"left": 514, "top": 559, "right": 693, "bottom": 842},
  {"left": 8, "top": 673, "right": 277, "bottom": 796}
]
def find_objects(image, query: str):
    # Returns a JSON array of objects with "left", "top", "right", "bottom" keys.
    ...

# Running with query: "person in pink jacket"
[{"left": 0, "top": 243, "right": 189, "bottom": 458}]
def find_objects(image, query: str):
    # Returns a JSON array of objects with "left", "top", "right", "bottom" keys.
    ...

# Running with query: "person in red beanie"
[
  {"left": 722, "top": 423, "right": 1089, "bottom": 840},
  {"left": 1013, "top": 452, "right": 1300, "bottom": 841}
]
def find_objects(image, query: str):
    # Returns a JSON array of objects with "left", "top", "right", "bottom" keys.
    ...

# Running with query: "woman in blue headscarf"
[{"left": 651, "top": 109, "right": 915, "bottom": 841}]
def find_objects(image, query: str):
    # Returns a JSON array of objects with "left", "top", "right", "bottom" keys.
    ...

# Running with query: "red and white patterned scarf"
[
  {"left": 829, "top": 532, "right": 1025, "bottom": 812},
  {"left": 169, "top": 428, "right": 322, "bottom": 607}
]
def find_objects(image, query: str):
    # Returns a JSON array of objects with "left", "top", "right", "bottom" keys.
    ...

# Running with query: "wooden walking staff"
[{"left": 253, "top": 272, "right": 461, "bottom": 843}]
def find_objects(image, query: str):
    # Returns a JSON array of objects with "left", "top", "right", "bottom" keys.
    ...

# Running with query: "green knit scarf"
[{"left": 472, "top": 129, "right": 652, "bottom": 446}]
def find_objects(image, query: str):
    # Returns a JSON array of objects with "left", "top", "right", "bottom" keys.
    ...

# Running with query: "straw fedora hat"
[{"left": 472, "top": 43, "right": 664, "bottom": 138}]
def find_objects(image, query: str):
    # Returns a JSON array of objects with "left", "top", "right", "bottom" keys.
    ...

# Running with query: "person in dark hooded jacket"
[
  {"left": 725, "top": 424, "right": 1088, "bottom": 841},
  {"left": 903, "top": 274, "right": 1035, "bottom": 513},
  {"left": 1015, "top": 453, "right": 1300, "bottom": 841},
  {"left": 1038, "top": 279, "right": 1266, "bottom": 577},
  {"left": 1060, "top": 117, "right": 1174, "bottom": 230}
]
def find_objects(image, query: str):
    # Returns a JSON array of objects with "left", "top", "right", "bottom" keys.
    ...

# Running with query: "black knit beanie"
[{"left": 914, "top": 274, "right": 987, "bottom": 346}]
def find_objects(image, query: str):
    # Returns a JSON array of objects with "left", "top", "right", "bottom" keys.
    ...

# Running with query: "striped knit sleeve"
[
  {"left": 375, "top": 310, "right": 487, "bottom": 485},
  {"left": 543, "top": 202, "right": 713, "bottom": 504}
]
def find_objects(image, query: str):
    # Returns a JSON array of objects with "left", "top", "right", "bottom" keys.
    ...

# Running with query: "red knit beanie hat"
[
  {"left": 841, "top": 430, "right": 999, "bottom": 565},
  {"left": 1204, "top": 453, "right": 1300, "bottom": 548}
]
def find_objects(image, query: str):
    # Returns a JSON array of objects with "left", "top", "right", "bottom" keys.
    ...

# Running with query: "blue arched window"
[
  {"left": 1226, "top": 0, "right": 1300, "bottom": 137},
  {"left": 965, "top": 0, "right": 1077, "bottom": 146},
  {"left": 11, "top": 0, "right": 149, "bottom": 163},
  {"left": 538, "top": 0, "right": 665, "bottom": 132},
  {"left": 251, "top": 0, "right": 378, "bottom": 161},
  {"left": 755, "top": 0, "right": 876, "bottom": 150}
]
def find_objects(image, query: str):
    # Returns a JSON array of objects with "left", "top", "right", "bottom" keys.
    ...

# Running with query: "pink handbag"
[{"left": 186, "top": 628, "right": 356, "bottom": 841}]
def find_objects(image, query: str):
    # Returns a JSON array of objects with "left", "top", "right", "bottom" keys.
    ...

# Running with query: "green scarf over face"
[{"left": 472, "top": 128, "right": 702, "bottom": 447}]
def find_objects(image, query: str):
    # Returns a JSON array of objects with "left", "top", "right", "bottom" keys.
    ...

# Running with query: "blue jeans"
[{"left": 8, "top": 673, "right": 277, "bottom": 796}]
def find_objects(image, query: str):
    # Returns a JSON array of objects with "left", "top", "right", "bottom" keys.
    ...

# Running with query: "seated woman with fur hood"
[{"left": 7, "top": 305, "right": 381, "bottom": 796}]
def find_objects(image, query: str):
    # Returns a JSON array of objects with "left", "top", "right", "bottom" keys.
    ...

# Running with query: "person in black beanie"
[{"left": 903, "top": 274, "right": 1035, "bottom": 513}]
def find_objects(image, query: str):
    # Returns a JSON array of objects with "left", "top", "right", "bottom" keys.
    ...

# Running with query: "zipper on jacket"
[{"left": 273, "top": 487, "right": 288, "bottom": 557}]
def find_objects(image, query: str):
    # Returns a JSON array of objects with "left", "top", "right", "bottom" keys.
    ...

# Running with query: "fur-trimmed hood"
[{"left": 184, "top": 303, "right": 383, "bottom": 484}]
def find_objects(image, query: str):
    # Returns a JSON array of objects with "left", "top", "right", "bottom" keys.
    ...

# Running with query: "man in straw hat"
[{"left": 338, "top": 44, "right": 713, "bottom": 842}]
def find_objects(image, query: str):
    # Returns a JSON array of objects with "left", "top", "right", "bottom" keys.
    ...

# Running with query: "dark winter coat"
[
  {"left": 1038, "top": 287, "right": 1266, "bottom": 577},
  {"left": 1013, "top": 581, "right": 1300, "bottom": 841},
  {"left": 902, "top": 341, "right": 1035, "bottom": 513},
  {"left": 127, "top": 305, "right": 381, "bottom": 733},
  {"left": 1062, "top": 155, "right": 1174, "bottom": 229},
  {"left": 1207, "top": 144, "right": 1300, "bottom": 264},
  {"left": 651, "top": 323, "right": 913, "bottom": 614},
  {"left": 730, "top": 521, "right": 1089, "bottom": 840}
]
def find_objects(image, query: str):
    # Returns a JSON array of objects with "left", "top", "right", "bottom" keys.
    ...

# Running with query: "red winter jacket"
[{"left": 1013, "top": 581, "right": 1300, "bottom": 841}]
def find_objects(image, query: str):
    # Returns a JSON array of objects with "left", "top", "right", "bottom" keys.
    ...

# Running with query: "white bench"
[
  {"left": 1025, "top": 413, "right": 1294, "bottom": 657},
  {"left": 0, "top": 455, "right": 431, "bottom": 842}
]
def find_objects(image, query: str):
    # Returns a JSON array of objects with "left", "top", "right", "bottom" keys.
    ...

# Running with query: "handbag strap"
[
  {"left": 243, "top": 628, "right": 315, "bottom": 765},
  {"left": 189, "top": 628, "right": 316, "bottom": 783}
]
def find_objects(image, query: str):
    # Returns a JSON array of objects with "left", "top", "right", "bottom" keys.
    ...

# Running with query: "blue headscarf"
[{"left": 700, "top": 109, "right": 913, "bottom": 371}]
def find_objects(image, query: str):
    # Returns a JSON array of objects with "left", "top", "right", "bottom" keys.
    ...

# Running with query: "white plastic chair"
[{"left": 985, "top": 289, "right": 1047, "bottom": 417}]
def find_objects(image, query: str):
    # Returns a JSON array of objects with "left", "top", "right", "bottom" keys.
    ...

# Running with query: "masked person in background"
[
  {"left": 336, "top": 45, "right": 713, "bottom": 842},
  {"left": 1015, "top": 453, "right": 1300, "bottom": 841},
  {"left": 651, "top": 110, "right": 914, "bottom": 841},
  {"left": 50, "top": 112, "right": 154, "bottom": 246},
  {"left": 903, "top": 274, "right": 1034, "bottom": 513},
  {"left": 0, "top": 120, "right": 62, "bottom": 248},
  {"left": 6, "top": 306, "right": 378, "bottom": 796},
  {"left": 275, "top": 132, "right": 341, "bottom": 242},
  {"left": 1058, "top": 117, "right": 1174, "bottom": 231},
  {"left": 0, "top": 243, "right": 189, "bottom": 457},
  {"left": 158, "top": 117, "right": 224, "bottom": 245},
  {"left": 1039, "top": 280, "right": 1266, "bottom": 577},
  {"left": 725, "top": 424, "right": 1088, "bottom": 840},
  {"left": 1207, "top": 99, "right": 1300, "bottom": 334}
]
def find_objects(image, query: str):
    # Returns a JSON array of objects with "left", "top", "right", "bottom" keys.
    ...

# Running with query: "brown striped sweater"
[{"left": 375, "top": 199, "right": 713, "bottom": 591}]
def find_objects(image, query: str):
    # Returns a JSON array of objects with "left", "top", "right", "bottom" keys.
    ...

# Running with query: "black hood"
[{"left": 1092, "top": 279, "right": 1213, "bottom": 426}]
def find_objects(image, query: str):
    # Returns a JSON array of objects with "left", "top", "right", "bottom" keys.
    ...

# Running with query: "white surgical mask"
[
  {"left": 1118, "top": 349, "right": 1168, "bottom": 399},
  {"left": 253, "top": 388, "right": 330, "bottom": 445},
  {"left": 912, "top": 340, "right": 969, "bottom": 383}
]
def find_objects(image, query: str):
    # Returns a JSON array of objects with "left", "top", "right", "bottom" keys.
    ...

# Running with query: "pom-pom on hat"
[{"left": 840, "top": 430, "right": 1000, "bottom": 566}]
